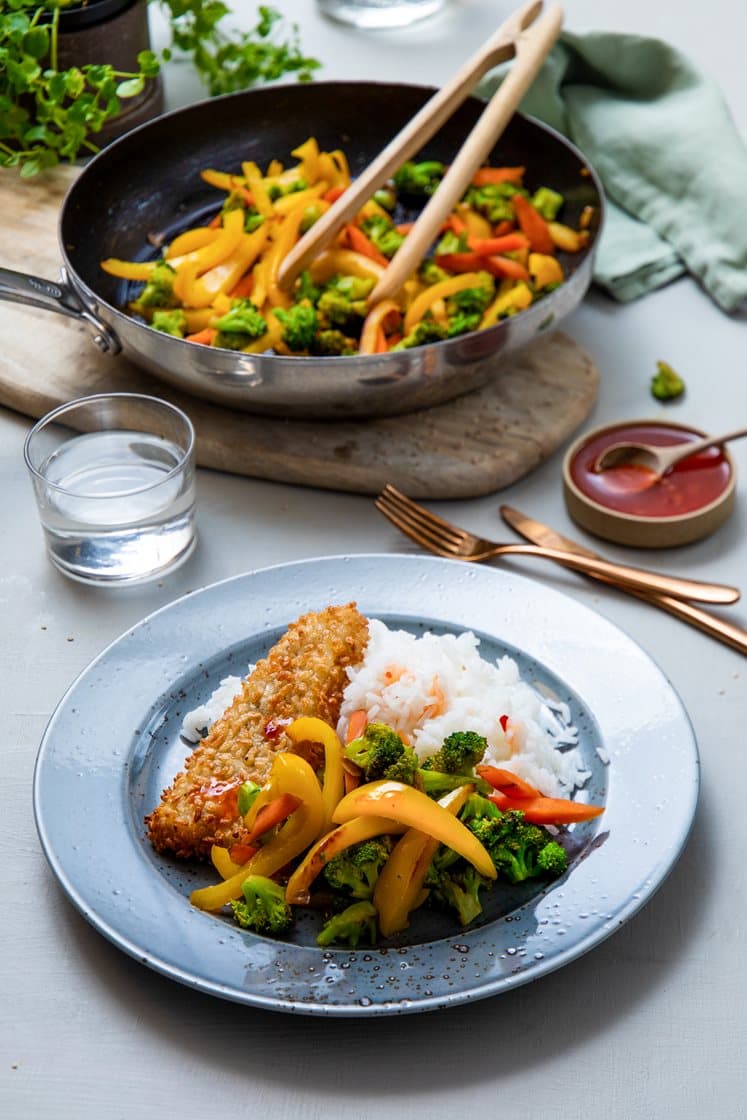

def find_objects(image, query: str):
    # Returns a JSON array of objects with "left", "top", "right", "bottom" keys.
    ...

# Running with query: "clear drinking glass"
[
  {"left": 317, "top": 0, "right": 447, "bottom": 30},
  {"left": 24, "top": 393, "right": 197, "bottom": 586}
]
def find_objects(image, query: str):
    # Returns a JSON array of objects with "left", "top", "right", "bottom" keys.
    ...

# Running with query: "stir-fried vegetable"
[
  {"left": 186, "top": 715, "right": 602, "bottom": 946},
  {"left": 101, "top": 138, "right": 590, "bottom": 356}
]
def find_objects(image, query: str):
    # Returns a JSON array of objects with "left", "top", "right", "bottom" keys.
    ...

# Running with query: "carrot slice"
[
  {"left": 476, "top": 764, "right": 540, "bottom": 799},
  {"left": 345, "top": 709, "right": 368, "bottom": 745},
  {"left": 324, "top": 185, "right": 346, "bottom": 203},
  {"left": 471, "top": 166, "right": 525, "bottom": 186},
  {"left": 185, "top": 327, "right": 217, "bottom": 345},
  {"left": 488, "top": 790, "right": 604, "bottom": 823},
  {"left": 228, "top": 843, "right": 259, "bottom": 865},
  {"left": 512, "top": 194, "right": 555, "bottom": 254},
  {"left": 345, "top": 224, "right": 390, "bottom": 267},
  {"left": 483, "top": 256, "right": 530, "bottom": 282},
  {"left": 246, "top": 793, "right": 303, "bottom": 842},
  {"left": 467, "top": 233, "right": 529, "bottom": 255}
]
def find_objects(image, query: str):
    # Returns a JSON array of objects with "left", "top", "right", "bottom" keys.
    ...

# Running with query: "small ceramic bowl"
[{"left": 562, "top": 419, "right": 737, "bottom": 548}]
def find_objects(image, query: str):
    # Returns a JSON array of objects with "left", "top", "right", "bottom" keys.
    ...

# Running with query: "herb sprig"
[{"left": 0, "top": 1, "right": 320, "bottom": 177}]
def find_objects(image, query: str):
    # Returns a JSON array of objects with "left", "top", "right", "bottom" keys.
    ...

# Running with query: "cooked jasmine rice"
[{"left": 338, "top": 619, "right": 589, "bottom": 798}]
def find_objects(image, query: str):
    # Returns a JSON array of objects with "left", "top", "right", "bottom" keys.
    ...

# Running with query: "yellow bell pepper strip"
[
  {"left": 272, "top": 182, "right": 329, "bottom": 216},
  {"left": 285, "top": 716, "right": 345, "bottom": 836},
  {"left": 285, "top": 814, "right": 407, "bottom": 905},
  {"left": 291, "top": 136, "right": 320, "bottom": 185},
  {"left": 211, "top": 844, "right": 243, "bottom": 880},
  {"left": 480, "top": 281, "right": 533, "bottom": 328},
  {"left": 316, "top": 150, "right": 351, "bottom": 190},
  {"left": 100, "top": 258, "right": 155, "bottom": 281},
  {"left": 528, "top": 252, "right": 564, "bottom": 290},
  {"left": 241, "top": 161, "right": 275, "bottom": 218},
  {"left": 547, "top": 221, "right": 590, "bottom": 252},
  {"left": 373, "top": 785, "right": 474, "bottom": 938},
  {"left": 359, "top": 299, "right": 402, "bottom": 355},
  {"left": 331, "top": 781, "right": 497, "bottom": 880},
  {"left": 190, "top": 753, "right": 324, "bottom": 912},
  {"left": 170, "top": 207, "right": 245, "bottom": 276},
  {"left": 200, "top": 168, "right": 247, "bottom": 192},
  {"left": 263, "top": 200, "right": 314, "bottom": 307},
  {"left": 176, "top": 226, "right": 270, "bottom": 309},
  {"left": 308, "top": 248, "right": 386, "bottom": 287},
  {"left": 403, "top": 272, "right": 489, "bottom": 334},
  {"left": 165, "top": 226, "right": 220, "bottom": 260}
]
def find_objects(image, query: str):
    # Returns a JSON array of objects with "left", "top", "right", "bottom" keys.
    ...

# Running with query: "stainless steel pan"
[{"left": 0, "top": 82, "right": 603, "bottom": 419}]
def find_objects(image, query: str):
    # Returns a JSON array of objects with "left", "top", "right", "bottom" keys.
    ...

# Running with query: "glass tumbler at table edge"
[
  {"left": 24, "top": 393, "right": 197, "bottom": 586},
  {"left": 316, "top": 0, "right": 447, "bottom": 30}
]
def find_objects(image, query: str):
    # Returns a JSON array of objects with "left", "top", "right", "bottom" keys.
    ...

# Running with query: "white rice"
[
  {"left": 181, "top": 673, "right": 246, "bottom": 742},
  {"left": 338, "top": 619, "right": 589, "bottom": 798}
]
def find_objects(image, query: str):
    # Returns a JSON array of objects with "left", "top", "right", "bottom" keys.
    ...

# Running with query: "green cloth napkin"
[{"left": 478, "top": 31, "right": 747, "bottom": 312}]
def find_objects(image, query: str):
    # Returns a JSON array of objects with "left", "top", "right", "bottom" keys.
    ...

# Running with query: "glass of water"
[
  {"left": 24, "top": 393, "right": 197, "bottom": 586},
  {"left": 317, "top": 0, "right": 447, "bottom": 30}
]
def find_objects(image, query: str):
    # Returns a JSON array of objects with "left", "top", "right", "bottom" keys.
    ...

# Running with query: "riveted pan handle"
[{"left": 0, "top": 265, "right": 121, "bottom": 354}]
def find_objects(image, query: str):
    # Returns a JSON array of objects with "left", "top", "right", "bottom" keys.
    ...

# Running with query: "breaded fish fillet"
[{"left": 146, "top": 603, "right": 369, "bottom": 860}]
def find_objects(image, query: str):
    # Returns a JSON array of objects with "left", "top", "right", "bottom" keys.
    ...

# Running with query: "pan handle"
[{"left": 0, "top": 265, "right": 121, "bottom": 355}]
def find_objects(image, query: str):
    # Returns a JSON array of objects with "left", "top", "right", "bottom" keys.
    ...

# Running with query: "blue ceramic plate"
[{"left": 33, "top": 555, "right": 698, "bottom": 1016}]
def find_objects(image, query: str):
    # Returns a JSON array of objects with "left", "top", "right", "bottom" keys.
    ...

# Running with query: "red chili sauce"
[{"left": 570, "top": 423, "right": 731, "bottom": 518}]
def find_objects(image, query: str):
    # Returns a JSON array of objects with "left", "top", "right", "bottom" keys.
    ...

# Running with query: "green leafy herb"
[{"left": 0, "top": 2, "right": 319, "bottom": 177}]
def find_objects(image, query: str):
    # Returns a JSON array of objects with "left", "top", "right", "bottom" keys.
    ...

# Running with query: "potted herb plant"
[{"left": 0, "top": 1, "right": 319, "bottom": 176}]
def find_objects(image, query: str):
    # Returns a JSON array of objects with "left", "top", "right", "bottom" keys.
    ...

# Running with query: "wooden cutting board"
[{"left": 0, "top": 166, "right": 599, "bottom": 498}]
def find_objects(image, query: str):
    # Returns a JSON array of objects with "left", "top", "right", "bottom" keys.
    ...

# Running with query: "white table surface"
[{"left": 3, "top": 1, "right": 746, "bottom": 1116}]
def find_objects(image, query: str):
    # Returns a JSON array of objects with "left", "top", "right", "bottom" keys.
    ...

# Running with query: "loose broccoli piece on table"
[
  {"left": 651, "top": 360, "right": 685, "bottom": 401},
  {"left": 393, "top": 159, "right": 445, "bottom": 197},
  {"left": 392, "top": 318, "right": 449, "bottom": 350},
  {"left": 274, "top": 302, "right": 319, "bottom": 351},
  {"left": 426, "top": 862, "right": 489, "bottom": 927},
  {"left": 212, "top": 298, "right": 267, "bottom": 350},
  {"left": 345, "top": 722, "right": 419, "bottom": 785},
  {"left": 531, "top": 186, "right": 564, "bottom": 220},
  {"left": 138, "top": 261, "right": 177, "bottom": 309},
  {"left": 467, "top": 810, "right": 568, "bottom": 884},
  {"left": 323, "top": 837, "right": 393, "bottom": 899},
  {"left": 151, "top": 308, "right": 186, "bottom": 338},
  {"left": 360, "top": 214, "right": 405, "bottom": 259},
  {"left": 230, "top": 875, "right": 294, "bottom": 935},
  {"left": 311, "top": 329, "right": 358, "bottom": 356},
  {"left": 316, "top": 901, "right": 378, "bottom": 947},
  {"left": 421, "top": 730, "right": 488, "bottom": 775}
]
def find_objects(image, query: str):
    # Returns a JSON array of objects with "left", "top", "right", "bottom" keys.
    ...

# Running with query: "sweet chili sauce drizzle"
[{"left": 570, "top": 423, "right": 732, "bottom": 518}]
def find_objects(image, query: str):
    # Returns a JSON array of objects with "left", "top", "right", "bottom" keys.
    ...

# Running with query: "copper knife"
[{"left": 500, "top": 504, "right": 747, "bottom": 656}]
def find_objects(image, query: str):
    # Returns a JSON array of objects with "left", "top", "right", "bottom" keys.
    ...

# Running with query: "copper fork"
[{"left": 374, "top": 484, "right": 740, "bottom": 606}]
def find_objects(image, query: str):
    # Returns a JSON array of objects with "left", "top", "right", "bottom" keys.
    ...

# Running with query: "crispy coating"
[{"left": 146, "top": 603, "right": 369, "bottom": 860}]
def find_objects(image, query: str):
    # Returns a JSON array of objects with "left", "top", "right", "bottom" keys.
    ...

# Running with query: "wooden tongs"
[{"left": 277, "top": 0, "right": 563, "bottom": 305}]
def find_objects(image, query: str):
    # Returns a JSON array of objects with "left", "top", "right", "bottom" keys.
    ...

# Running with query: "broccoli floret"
[
  {"left": 316, "top": 900, "right": 378, "bottom": 947},
  {"left": 360, "top": 214, "right": 405, "bottom": 259},
  {"left": 274, "top": 302, "right": 319, "bottom": 351},
  {"left": 531, "top": 186, "right": 564, "bottom": 219},
  {"left": 467, "top": 810, "right": 568, "bottom": 884},
  {"left": 323, "top": 837, "right": 393, "bottom": 899},
  {"left": 373, "top": 185, "right": 397, "bottom": 211},
  {"left": 651, "top": 360, "right": 685, "bottom": 402},
  {"left": 345, "top": 722, "right": 419, "bottom": 784},
  {"left": 465, "top": 182, "right": 526, "bottom": 224},
  {"left": 266, "top": 177, "right": 308, "bottom": 201},
  {"left": 316, "top": 274, "right": 374, "bottom": 331},
  {"left": 311, "top": 329, "right": 358, "bottom": 356},
  {"left": 458, "top": 792, "right": 503, "bottom": 822},
  {"left": 392, "top": 318, "right": 449, "bottom": 350},
  {"left": 434, "top": 229, "right": 469, "bottom": 257},
  {"left": 426, "top": 862, "right": 488, "bottom": 927},
  {"left": 138, "top": 261, "right": 177, "bottom": 308},
  {"left": 393, "top": 159, "right": 445, "bottom": 197},
  {"left": 445, "top": 281, "right": 495, "bottom": 338},
  {"left": 419, "top": 258, "right": 451, "bottom": 286},
  {"left": 151, "top": 308, "right": 186, "bottom": 338},
  {"left": 230, "top": 875, "right": 294, "bottom": 935},
  {"left": 296, "top": 269, "right": 322, "bottom": 305},
  {"left": 418, "top": 770, "right": 487, "bottom": 799},
  {"left": 421, "top": 730, "right": 488, "bottom": 775},
  {"left": 221, "top": 190, "right": 265, "bottom": 232},
  {"left": 213, "top": 298, "right": 267, "bottom": 350}
]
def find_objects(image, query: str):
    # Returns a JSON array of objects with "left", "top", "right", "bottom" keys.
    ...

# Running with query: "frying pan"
[{"left": 0, "top": 82, "right": 603, "bottom": 419}]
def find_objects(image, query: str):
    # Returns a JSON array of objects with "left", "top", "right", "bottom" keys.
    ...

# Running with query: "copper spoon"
[{"left": 594, "top": 425, "right": 747, "bottom": 476}]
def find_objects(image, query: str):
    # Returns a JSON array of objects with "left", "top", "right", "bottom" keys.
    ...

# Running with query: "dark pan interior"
[{"left": 62, "top": 81, "right": 601, "bottom": 309}]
